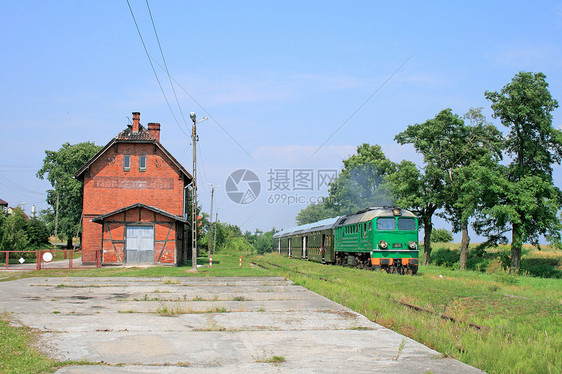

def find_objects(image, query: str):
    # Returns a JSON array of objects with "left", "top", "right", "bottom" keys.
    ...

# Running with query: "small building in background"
[
  {"left": 0, "top": 198, "right": 8, "bottom": 211},
  {"left": 75, "top": 112, "right": 193, "bottom": 266}
]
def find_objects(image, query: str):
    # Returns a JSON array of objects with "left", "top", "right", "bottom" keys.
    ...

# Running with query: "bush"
[
  {"left": 221, "top": 236, "right": 256, "bottom": 255},
  {"left": 431, "top": 228, "right": 453, "bottom": 243},
  {"left": 521, "top": 258, "right": 561, "bottom": 278},
  {"left": 430, "top": 247, "right": 459, "bottom": 267},
  {"left": 255, "top": 232, "right": 274, "bottom": 254},
  {"left": 0, "top": 209, "right": 30, "bottom": 252},
  {"left": 486, "top": 258, "right": 504, "bottom": 274},
  {"left": 466, "top": 256, "right": 492, "bottom": 272},
  {"left": 25, "top": 218, "right": 50, "bottom": 247}
]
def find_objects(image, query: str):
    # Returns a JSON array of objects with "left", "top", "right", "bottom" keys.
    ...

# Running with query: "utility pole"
[
  {"left": 214, "top": 211, "right": 218, "bottom": 255},
  {"left": 189, "top": 112, "right": 207, "bottom": 271},
  {"left": 54, "top": 192, "right": 59, "bottom": 239},
  {"left": 208, "top": 183, "right": 220, "bottom": 258},
  {"left": 190, "top": 112, "right": 198, "bottom": 271}
]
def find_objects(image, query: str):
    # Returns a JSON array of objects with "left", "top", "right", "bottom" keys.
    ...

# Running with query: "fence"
[{"left": 1, "top": 249, "right": 100, "bottom": 270}]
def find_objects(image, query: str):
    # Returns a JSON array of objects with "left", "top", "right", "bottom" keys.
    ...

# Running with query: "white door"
[{"left": 126, "top": 226, "right": 154, "bottom": 264}]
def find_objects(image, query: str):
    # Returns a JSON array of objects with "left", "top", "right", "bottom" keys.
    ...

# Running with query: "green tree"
[
  {"left": 255, "top": 231, "right": 275, "bottom": 254},
  {"left": 36, "top": 142, "right": 102, "bottom": 248},
  {"left": 328, "top": 144, "right": 396, "bottom": 215},
  {"left": 295, "top": 144, "right": 395, "bottom": 226},
  {"left": 395, "top": 108, "right": 502, "bottom": 269},
  {"left": 295, "top": 202, "right": 338, "bottom": 225},
  {"left": 481, "top": 72, "right": 562, "bottom": 273},
  {"left": 25, "top": 218, "right": 50, "bottom": 247},
  {"left": 0, "top": 208, "right": 30, "bottom": 253},
  {"left": 431, "top": 228, "right": 453, "bottom": 243},
  {"left": 387, "top": 160, "right": 443, "bottom": 265}
]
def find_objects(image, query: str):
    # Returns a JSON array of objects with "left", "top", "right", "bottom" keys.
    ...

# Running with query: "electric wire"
[
  {"left": 149, "top": 56, "right": 255, "bottom": 161},
  {"left": 308, "top": 54, "right": 414, "bottom": 161},
  {"left": 145, "top": 0, "right": 190, "bottom": 131},
  {"left": 197, "top": 142, "right": 211, "bottom": 194},
  {"left": 125, "top": 0, "right": 189, "bottom": 138},
  {"left": 0, "top": 173, "right": 46, "bottom": 196}
]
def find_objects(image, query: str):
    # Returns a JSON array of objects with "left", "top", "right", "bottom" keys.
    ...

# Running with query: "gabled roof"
[
  {"left": 91, "top": 203, "right": 187, "bottom": 224},
  {"left": 75, "top": 124, "right": 192, "bottom": 181},
  {"left": 0, "top": 198, "right": 8, "bottom": 206}
]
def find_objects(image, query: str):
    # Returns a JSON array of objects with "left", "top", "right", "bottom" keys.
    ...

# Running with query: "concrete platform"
[{"left": 0, "top": 277, "right": 483, "bottom": 373}]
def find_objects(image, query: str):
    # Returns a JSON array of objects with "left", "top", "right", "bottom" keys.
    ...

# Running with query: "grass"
[
  {"left": 0, "top": 314, "right": 55, "bottom": 373},
  {"left": 253, "top": 254, "right": 561, "bottom": 374},
  {"left": 1, "top": 252, "right": 560, "bottom": 373},
  {"left": 264, "top": 355, "right": 286, "bottom": 364}
]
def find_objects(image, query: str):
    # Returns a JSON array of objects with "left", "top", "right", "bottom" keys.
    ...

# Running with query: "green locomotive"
[{"left": 273, "top": 207, "right": 419, "bottom": 274}]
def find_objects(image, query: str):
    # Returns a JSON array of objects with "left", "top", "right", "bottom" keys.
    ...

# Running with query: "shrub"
[
  {"left": 521, "top": 258, "right": 561, "bottom": 278},
  {"left": 430, "top": 247, "right": 459, "bottom": 267},
  {"left": 486, "top": 257, "right": 504, "bottom": 274},
  {"left": 466, "top": 256, "right": 492, "bottom": 272},
  {"left": 255, "top": 232, "right": 274, "bottom": 255},
  {"left": 0, "top": 209, "right": 30, "bottom": 253},
  {"left": 25, "top": 218, "right": 50, "bottom": 247},
  {"left": 431, "top": 228, "right": 453, "bottom": 243},
  {"left": 221, "top": 236, "right": 256, "bottom": 255}
]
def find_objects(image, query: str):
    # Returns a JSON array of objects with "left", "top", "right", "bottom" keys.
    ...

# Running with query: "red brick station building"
[{"left": 75, "top": 112, "right": 193, "bottom": 266}]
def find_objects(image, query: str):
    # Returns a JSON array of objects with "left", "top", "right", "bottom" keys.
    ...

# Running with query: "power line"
[
  {"left": 149, "top": 56, "right": 256, "bottom": 161},
  {"left": 125, "top": 0, "right": 189, "bottom": 138},
  {"left": 145, "top": 0, "right": 190, "bottom": 132},
  {"left": 0, "top": 174, "right": 46, "bottom": 196},
  {"left": 308, "top": 54, "right": 414, "bottom": 161},
  {"left": 197, "top": 142, "right": 210, "bottom": 193}
]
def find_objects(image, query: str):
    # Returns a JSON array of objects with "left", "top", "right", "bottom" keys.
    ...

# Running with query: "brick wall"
[{"left": 81, "top": 142, "right": 186, "bottom": 264}]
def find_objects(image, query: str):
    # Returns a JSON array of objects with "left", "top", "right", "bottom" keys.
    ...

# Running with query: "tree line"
[
  {"left": 296, "top": 72, "right": 562, "bottom": 274},
  {"left": 196, "top": 211, "right": 276, "bottom": 256}
]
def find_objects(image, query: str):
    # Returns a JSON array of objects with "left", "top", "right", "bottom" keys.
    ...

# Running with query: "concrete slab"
[{"left": 0, "top": 277, "right": 483, "bottom": 373}]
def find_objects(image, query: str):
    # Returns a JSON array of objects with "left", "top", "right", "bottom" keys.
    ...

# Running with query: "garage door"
[{"left": 126, "top": 226, "right": 154, "bottom": 264}]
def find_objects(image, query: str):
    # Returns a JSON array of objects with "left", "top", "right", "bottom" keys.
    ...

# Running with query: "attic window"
[
  {"left": 139, "top": 155, "right": 146, "bottom": 172},
  {"left": 124, "top": 155, "right": 130, "bottom": 171}
]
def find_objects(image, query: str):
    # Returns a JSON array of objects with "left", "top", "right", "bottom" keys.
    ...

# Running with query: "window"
[
  {"left": 398, "top": 218, "right": 416, "bottom": 231},
  {"left": 376, "top": 218, "right": 395, "bottom": 230},
  {"left": 139, "top": 155, "right": 146, "bottom": 171},
  {"left": 123, "top": 155, "right": 130, "bottom": 171}
]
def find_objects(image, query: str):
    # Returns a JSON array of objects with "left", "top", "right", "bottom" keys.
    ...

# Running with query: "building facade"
[{"left": 75, "top": 112, "right": 192, "bottom": 265}]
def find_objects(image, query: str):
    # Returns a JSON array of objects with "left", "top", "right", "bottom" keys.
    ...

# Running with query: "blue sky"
[{"left": 1, "top": 1, "right": 561, "bottom": 237}]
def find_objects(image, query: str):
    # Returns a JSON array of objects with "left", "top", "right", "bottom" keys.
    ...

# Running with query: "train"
[{"left": 273, "top": 206, "right": 419, "bottom": 274}]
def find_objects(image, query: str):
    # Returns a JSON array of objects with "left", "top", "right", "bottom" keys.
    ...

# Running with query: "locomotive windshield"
[
  {"left": 376, "top": 217, "right": 395, "bottom": 230},
  {"left": 398, "top": 218, "right": 416, "bottom": 231}
]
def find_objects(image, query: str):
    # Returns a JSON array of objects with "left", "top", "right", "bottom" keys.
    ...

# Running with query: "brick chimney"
[
  {"left": 132, "top": 112, "right": 140, "bottom": 133},
  {"left": 148, "top": 123, "right": 161, "bottom": 142}
]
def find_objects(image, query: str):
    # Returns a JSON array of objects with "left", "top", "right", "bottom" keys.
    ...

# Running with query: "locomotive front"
[{"left": 370, "top": 207, "right": 419, "bottom": 274}]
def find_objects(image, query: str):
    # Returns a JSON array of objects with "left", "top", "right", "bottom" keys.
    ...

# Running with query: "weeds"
[
  {"left": 156, "top": 304, "right": 192, "bottom": 316},
  {"left": 255, "top": 350, "right": 286, "bottom": 365},
  {"left": 155, "top": 304, "right": 229, "bottom": 316},
  {"left": 265, "top": 356, "right": 286, "bottom": 364},
  {"left": 394, "top": 339, "right": 407, "bottom": 360}
]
